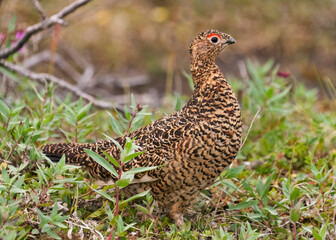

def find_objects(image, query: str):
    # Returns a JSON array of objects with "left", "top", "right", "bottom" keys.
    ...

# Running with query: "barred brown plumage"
[{"left": 41, "top": 29, "right": 243, "bottom": 226}]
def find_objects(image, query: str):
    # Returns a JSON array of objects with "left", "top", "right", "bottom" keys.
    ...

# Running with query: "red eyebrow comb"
[{"left": 207, "top": 33, "right": 221, "bottom": 39}]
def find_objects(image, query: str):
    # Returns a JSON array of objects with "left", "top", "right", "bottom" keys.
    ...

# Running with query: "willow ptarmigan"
[{"left": 42, "top": 29, "right": 242, "bottom": 226}]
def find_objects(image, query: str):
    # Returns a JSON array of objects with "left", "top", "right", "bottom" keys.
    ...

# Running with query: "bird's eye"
[
  {"left": 210, "top": 36, "right": 218, "bottom": 44},
  {"left": 207, "top": 33, "right": 221, "bottom": 44}
]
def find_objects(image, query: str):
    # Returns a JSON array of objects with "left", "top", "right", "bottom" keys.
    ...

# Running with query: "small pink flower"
[
  {"left": 12, "top": 30, "right": 26, "bottom": 53},
  {"left": 16, "top": 30, "right": 24, "bottom": 40},
  {"left": 0, "top": 33, "right": 4, "bottom": 41},
  {"left": 277, "top": 71, "right": 291, "bottom": 78}
]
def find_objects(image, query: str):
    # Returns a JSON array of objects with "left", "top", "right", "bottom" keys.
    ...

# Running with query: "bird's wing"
[{"left": 119, "top": 113, "right": 198, "bottom": 177}]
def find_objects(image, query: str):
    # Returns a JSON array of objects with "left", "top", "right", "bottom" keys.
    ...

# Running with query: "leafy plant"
[{"left": 1, "top": 60, "right": 336, "bottom": 239}]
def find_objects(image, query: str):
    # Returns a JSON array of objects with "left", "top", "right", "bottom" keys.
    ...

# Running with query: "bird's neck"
[
  {"left": 190, "top": 57, "right": 227, "bottom": 87},
  {"left": 187, "top": 56, "right": 238, "bottom": 112}
]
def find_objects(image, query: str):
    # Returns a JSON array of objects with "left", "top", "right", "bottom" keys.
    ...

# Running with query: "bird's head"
[{"left": 189, "top": 30, "right": 235, "bottom": 61}]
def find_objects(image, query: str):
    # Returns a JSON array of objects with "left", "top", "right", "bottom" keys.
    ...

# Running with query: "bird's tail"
[
  {"left": 42, "top": 142, "right": 114, "bottom": 179},
  {"left": 41, "top": 142, "right": 96, "bottom": 164}
]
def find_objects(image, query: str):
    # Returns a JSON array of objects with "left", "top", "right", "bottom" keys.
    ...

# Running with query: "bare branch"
[
  {"left": 32, "top": 0, "right": 46, "bottom": 20},
  {"left": 0, "top": 60, "right": 124, "bottom": 112},
  {"left": 0, "top": 0, "right": 92, "bottom": 59},
  {"left": 23, "top": 50, "right": 83, "bottom": 81}
]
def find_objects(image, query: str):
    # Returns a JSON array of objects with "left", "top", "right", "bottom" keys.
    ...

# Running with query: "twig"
[
  {"left": 66, "top": 214, "right": 104, "bottom": 240},
  {"left": 23, "top": 50, "right": 83, "bottom": 81},
  {"left": 240, "top": 106, "right": 261, "bottom": 150},
  {"left": 32, "top": 0, "right": 46, "bottom": 20},
  {"left": 0, "top": 60, "right": 124, "bottom": 112},
  {"left": 0, "top": 0, "right": 92, "bottom": 59}
]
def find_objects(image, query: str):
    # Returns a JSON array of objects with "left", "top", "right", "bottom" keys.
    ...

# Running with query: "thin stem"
[
  {"left": 35, "top": 179, "right": 54, "bottom": 208},
  {"left": 127, "top": 111, "right": 137, "bottom": 134},
  {"left": 126, "top": 104, "right": 142, "bottom": 134},
  {"left": 149, "top": 210, "right": 158, "bottom": 237},
  {"left": 114, "top": 162, "right": 123, "bottom": 216},
  {"left": 75, "top": 118, "right": 78, "bottom": 143},
  {"left": 5, "top": 121, "right": 23, "bottom": 161},
  {"left": 240, "top": 106, "right": 261, "bottom": 150},
  {"left": 293, "top": 221, "right": 297, "bottom": 240}
]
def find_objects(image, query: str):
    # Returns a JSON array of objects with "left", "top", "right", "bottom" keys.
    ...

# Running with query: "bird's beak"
[{"left": 225, "top": 37, "right": 236, "bottom": 45}]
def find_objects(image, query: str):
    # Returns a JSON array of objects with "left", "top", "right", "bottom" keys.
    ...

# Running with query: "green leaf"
[
  {"left": 41, "top": 223, "right": 52, "bottom": 233},
  {"left": 115, "top": 178, "right": 131, "bottom": 188},
  {"left": 0, "top": 66, "right": 20, "bottom": 83},
  {"left": 312, "top": 229, "right": 322, "bottom": 240},
  {"left": 103, "top": 151, "right": 120, "bottom": 168},
  {"left": 50, "top": 202, "right": 58, "bottom": 219},
  {"left": 282, "top": 178, "right": 290, "bottom": 199},
  {"left": 242, "top": 181, "right": 256, "bottom": 198},
  {"left": 123, "top": 151, "right": 144, "bottom": 163},
  {"left": 13, "top": 175, "right": 25, "bottom": 189},
  {"left": 10, "top": 103, "right": 24, "bottom": 116},
  {"left": 320, "top": 225, "right": 327, "bottom": 239},
  {"left": 0, "top": 99, "right": 10, "bottom": 123},
  {"left": 256, "top": 176, "right": 263, "bottom": 198},
  {"left": 37, "top": 165, "right": 48, "bottom": 183},
  {"left": 310, "top": 162, "right": 319, "bottom": 178},
  {"left": 86, "top": 208, "right": 104, "bottom": 219},
  {"left": 135, "top": 204, "right": 149, "bottom": 214},
  {"left": 86, "top": 183, "right": 115, "bottom": 202},
  {"left": 105, "top": 204, "right": 114, "bottom": 220},
  {"left": 266, "top": 87, "right": 274, "bottom": 99},
  {"left": 228, "top": 200, "right": 258, "bottom": 210},
  {"left": 10, "top": 186, "right": 27, "bottom": 194},
  {"left": 264, "top": 206, "right": 277, "bottom": 215},
  {"left": 124, "top": 141, "right": 133, "bottom": 154},
  {"left": 290, "top": 187, "right": 300, "bottom": 201},
  {"left": 182, "top": 71, "right": 194, "bottom": 91},
  {"left": 8, "top": 15, "right": 16, "bottom": 33},
  {"left": 84, "top": 149, "right": 118, "bottom": 178},
  {"left": 124, "top": 105, "right": 131, "bottom": 120},
  {"left": 290, "top": 200, "right": 301, "bottom": 222},
  {"left": 4, "top": 231, "right": 17, "bottom": 240},
  {"left": 125, "top": 166, "right": 157, "bottom": 175},
  {"left": 261, "top": 173, "right": 274, "bottom": 200},
  {"left": 1, "top": 166, "right": 10, "bottom": 183},
  {"left": 102, "top": 134, "right": 123, "bottom": 151},
  {"left": 77, "top": 102, "right": 92, "bottom": 121},
  {"left": 36, "top": 208, "right": 50, "bottom": 227},
  {"left": 268, "top": 86, "right": 291, "bottom": 104},
  {"left": 55, "top": 154, "right": 66, "bottom": 174},
  {"left": 260, "top": 59, "right": 274, "bottom": 75},
  {"left": 130, "top": 94, "right": 136, "bottom": 109},
  {"left": 46, "top": 230, "right": 61, "bottom": 240},
  {"left": 54, "top": 221, "right": 68, "bottom": 229},
  {"left": 119, "top": 190, "right": 150, "bottom": 208},
  {"left": 223, "top": 165, "right": 245, "bottom": 179},
  {"left": 107, "top": 111, "right": 124, "bottom": 136}
]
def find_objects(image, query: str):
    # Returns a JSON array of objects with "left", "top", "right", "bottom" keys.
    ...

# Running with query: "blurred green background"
[{"left": 1, "top": 0, "right": 335, "bottom": 107}]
